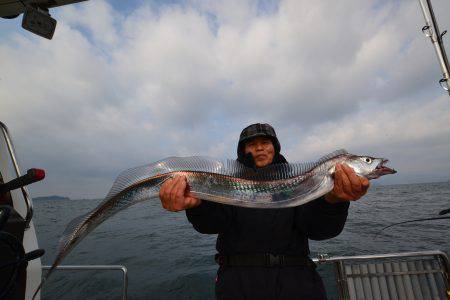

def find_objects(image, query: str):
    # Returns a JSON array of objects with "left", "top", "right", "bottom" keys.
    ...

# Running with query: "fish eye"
[{"left": 365, "top": 158, "right": 372, "bottom": 164}]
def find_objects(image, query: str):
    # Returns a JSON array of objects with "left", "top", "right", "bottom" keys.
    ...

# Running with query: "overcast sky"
[{"left": 1, "top": 0, "right": 450, "bottom": 199}]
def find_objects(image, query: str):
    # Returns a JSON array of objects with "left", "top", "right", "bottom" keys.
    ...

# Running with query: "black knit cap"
[{"left": 237, "top": 123, "right": 281, "bottom": 162}]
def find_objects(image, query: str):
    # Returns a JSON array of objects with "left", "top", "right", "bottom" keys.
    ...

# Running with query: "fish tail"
[
  {"left": 58, "top": 213, "right": 91, "bottom": 251},
  {"left": 32, "top": 281, "right": 43, "bottom": 300},
  {"left": 32, "top": 255, "right": 63, "bottom": 300},
  {"left": 33, "top": 213, "right": 93, "bottom": 297},
  {"left": 39, "top": 180, "right": 164, "bottom": 294}
]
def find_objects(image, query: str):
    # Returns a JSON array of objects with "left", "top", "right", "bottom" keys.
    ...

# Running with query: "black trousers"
[{"left": 215, "top": 265, "right": 327, "bottom": 300}]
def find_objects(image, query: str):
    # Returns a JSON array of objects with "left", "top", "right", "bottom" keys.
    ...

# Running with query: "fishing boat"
[
  {"left": 2, "top": 125, "right": 450, "bottom": 299},
  {"left": 1, "top": 0, "right": 449, "bottom": 299}
]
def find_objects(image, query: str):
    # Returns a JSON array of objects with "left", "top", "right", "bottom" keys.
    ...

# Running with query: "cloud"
[
  {"left": 0, "top": 0, "right": 449, "bottom": 198},
  {"left": 59, "top": 0, "right": 121, "bottom": 46},
  {"left": 285, "top": 94, "right": 450, "bottom": 183}
]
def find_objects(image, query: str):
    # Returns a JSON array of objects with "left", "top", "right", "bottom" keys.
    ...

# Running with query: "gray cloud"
[{"left": 0, "top": 0, "right": 449, "bottom": 199}]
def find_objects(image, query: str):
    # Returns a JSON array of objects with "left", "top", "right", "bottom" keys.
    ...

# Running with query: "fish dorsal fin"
[
  {"left": 237, "top": 162, "right": 317, "bottom": 181},
  {"left": 102, "top": 156, "right": 236, "bottom": 201},
  {"left": 317, "top": 149, "right": 348, "bottom": 164},
  {"left": 103, "top": 150, "right": 346, "bottom": 203},
  {"left": 58, "top": 212, "right": 92, "bottom": 252},
  {"left": 243, "top": 149, "right": 348, "bottom": 181}
]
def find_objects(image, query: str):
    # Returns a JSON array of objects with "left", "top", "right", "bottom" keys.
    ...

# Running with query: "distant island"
[{"left": 33, "top": 195, "right": 70, "bottom": 201}]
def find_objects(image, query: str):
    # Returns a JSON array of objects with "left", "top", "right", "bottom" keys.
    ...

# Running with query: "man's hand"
[
  {"left": 325, "top": 163, "right": 370, "bottom": 204},
  {"left": 159, "top": 175, "right": 201, "bottom": 211}
]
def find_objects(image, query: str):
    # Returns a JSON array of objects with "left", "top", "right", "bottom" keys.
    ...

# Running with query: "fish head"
[{"left": 344, "top": 155, "right": 397, "bottom": 179}]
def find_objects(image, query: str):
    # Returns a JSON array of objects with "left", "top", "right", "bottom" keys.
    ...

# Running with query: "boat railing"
[
  {"left": 42, "top": 265, "right": 128, "bottom": 300},
  {"left": 42, "top": 251, "right": 449, "bottom": 299},
  {"left": 0, "top": 121, "right": 33, "bottom": 227},
  {"left": 313, "top": 250, "right": 450, "bottom": 300}
]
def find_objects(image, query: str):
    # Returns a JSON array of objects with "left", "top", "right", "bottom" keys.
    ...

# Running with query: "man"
[{"left": 159, "top": 123, "right": 369, "bottom": 299}]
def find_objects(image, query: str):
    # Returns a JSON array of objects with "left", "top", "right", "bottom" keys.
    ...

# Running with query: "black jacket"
[
  {"left": 186, "top": 196, "right": 348, "bottom": 256},
  {"left": 185, "top": 154, "right": 349, "bottom": 299}
]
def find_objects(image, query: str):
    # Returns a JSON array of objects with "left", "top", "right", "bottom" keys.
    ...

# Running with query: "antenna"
[{"left": 418, "top": 0, "right": 450, "bottom": 95}]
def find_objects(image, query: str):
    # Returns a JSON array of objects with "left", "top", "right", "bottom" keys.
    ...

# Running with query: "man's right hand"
[{"left": 159, "top": 175, "right": 201, "bottom": 212}]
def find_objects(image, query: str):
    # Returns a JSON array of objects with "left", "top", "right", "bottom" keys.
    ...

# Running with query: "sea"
[{"left": 33, "top": 181, "right": 450, "bottom": 299}]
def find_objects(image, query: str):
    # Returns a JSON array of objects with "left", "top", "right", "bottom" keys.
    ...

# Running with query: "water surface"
[{"left": 34, "top": 182, "right": 450, "bottom": 299}]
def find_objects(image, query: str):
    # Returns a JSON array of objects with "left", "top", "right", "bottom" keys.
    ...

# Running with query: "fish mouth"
[{"left": 375, "top": 159, "right": 397, "bottom": 175}]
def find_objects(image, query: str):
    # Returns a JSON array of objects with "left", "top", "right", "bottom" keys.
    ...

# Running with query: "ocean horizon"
[{"left": 33, "top": 179, "right": 450, "bottom": 202}]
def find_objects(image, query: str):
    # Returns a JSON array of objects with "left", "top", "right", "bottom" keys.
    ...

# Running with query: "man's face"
[{"left": 244, "top": 137, "right": 275, "bottom": 168}]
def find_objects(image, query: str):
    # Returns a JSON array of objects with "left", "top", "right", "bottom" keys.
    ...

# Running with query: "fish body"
[{"left": 33, "top": 149, "right": 396, "bottom": 298}]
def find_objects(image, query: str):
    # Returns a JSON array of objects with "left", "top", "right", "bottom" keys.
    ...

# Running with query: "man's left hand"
[{"left": 325, "top": 163, "right": 370, "bottom": 204}]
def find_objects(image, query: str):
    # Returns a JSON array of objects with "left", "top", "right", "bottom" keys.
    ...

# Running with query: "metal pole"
[
  {"left": 418, "top": 0, "right": 450, "bottom": 94},
  {"left": 312, "top": 250, "right": 450, "bottom": 264},
  {"left": 0, "top": 121, "right": 33, "bottom": 227}
]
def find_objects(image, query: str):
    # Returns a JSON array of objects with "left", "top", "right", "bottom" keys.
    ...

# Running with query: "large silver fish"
[{"left": 33, "top": 149, "right": 396, "bottom": 298}]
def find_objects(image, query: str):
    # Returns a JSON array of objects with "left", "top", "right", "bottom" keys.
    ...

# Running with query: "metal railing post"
[{"left": 42, "top": 265, "right": 128, "bottom": 300}]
